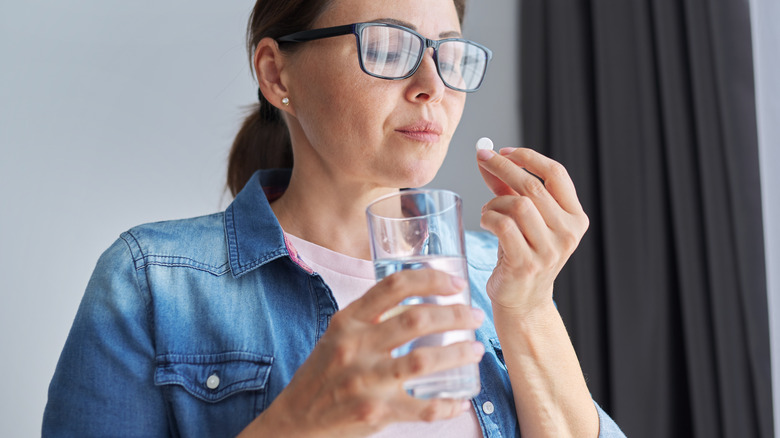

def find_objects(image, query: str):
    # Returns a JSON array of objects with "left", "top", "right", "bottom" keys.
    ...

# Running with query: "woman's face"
[{"left": 282, "top": 0, "right": 467, "bottom": 190}]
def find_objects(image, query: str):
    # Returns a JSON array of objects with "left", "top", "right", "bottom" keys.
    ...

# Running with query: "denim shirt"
[{"left": 43, "top": 169, "right": 624, "bottom": 437}]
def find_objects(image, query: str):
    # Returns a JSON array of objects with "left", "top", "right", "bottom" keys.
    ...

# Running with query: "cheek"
[
  {"left": 447, "top": 93, "right": 467, "bottom": 132},
  {"left": 295, "top": 61, "right": 387, "bottom": 142},
  {"left": 320, "top": 86, "right": 393, "bottom": 148}
]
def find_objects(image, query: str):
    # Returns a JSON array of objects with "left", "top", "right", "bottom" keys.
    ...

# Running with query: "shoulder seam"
[
  {"left": 115, "top": 232, "right": 157, "bottom": 354},
  {"left": 120, "top": 227, "right": 230, "bottom": 277},
  {"left": 120, "top": 230, "right": 146, "bottom": 268}
]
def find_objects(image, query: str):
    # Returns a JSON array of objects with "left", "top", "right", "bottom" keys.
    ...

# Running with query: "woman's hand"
[
  {"left": 476, "top": 148, "right": 600, "bottom": 437},
  {"left": 476, "top": 147, "right": 589, "bottom": 317},
  {"left": 239, "top": 269, "right": 485, "bottom": 438}
]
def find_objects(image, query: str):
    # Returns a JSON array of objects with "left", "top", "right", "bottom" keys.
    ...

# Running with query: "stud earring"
[{"left": 281, "top": 97, "right": 290, "bottom": 106}]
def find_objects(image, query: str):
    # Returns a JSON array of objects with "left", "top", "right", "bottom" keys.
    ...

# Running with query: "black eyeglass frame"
[{"left": 277, "top": 22, "right": 493, "bottom": 92}]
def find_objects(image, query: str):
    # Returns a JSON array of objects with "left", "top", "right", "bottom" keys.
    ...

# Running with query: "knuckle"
[
  {"left": 391, "top": 361, "right": 404, "bottom": 380},
  {"left": 543, "top": 252, "right": 560, "bottom": 271},
  {"left": 381, "top": 272, "right": 404, "bottom": 291},
  {"left": 342, "top": 373, "right": 362, "bottom": 393},
  {"left": 518, "top": 260, "right": 541, "bottom": 277},
  {"left": 355, "top": 399, "right": 384, "bottom": 426},
  {"left": 580, "top": 212, "right": 591, "bottom": 232},
  {"left": 511, "top": 196, "right": 533, "bottom": 215},
  {"left": 331, "top": 342, "right": 355, "bottom": 367},
  {"left": 399, "top": 308, "right": 428, "bottom": 332},
  {"left": 540, "top": 239, "right": 562, "bottom": 261},
  {"left": 453, "top": 304, "right": 472, "bottom": 324},
  {"left": 514, "top": 147, "right": 532, "bottom": 160},
  {"left": 549, "top": 161, "right": 569, "bottom": 180},
  {"left": 406, "top": 350, "right": 431, "bottom": 375},
  {"left": 419, "top": 400, "right": 447, "bottom": 422},
  {"left": 497, "top": 216, "right": 517, "bottom": 236},
  {"left": 529, "top": 261, "right": 545, "bottom": 277},
  {"left": 525, "top": 178, "right": 547, "bottom": 198},
  {"left": 560, "top": 230, "right": 581, "bottom": 253}
]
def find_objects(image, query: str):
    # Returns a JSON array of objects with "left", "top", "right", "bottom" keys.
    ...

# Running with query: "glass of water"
[{"left": 366, "top": 189, "right": 480, "bottom": 400}]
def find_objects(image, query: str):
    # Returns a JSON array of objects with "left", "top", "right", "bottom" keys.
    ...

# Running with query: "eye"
[
  {"left": 463, "top": 55, "right": 481, "bottom": 66},
  {"left": 439, "top": 61, "right": 457, "bottom": 74},
  {"left": 364, "top": 48, "right": 403, "bottom": 64}
]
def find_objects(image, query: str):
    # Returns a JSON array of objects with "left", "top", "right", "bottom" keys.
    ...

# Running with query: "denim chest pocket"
[{"left": 154, "top": 352, "right": 274, "bottom": 434}]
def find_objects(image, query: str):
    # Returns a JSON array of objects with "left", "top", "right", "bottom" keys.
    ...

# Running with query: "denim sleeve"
[
  {"left": 43, "top": 237, "right": 168, "bottom": 436},
  {"left": 596, "top": 401, "right": 626, "bottom": 437}
]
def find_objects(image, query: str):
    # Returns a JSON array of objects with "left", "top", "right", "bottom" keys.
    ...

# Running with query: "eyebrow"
[{"left": 370, "top": 18, "right": 462, "bottom": 39}]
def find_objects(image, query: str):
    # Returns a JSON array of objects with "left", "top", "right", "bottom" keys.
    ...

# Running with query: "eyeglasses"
[{"left": 277, "top": 22, "right": 493, "bottom": 93}]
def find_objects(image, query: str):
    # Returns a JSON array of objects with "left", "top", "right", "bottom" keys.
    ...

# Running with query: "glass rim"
[{"left": 365, "top": 189, "right": 462, "bottom": 222}]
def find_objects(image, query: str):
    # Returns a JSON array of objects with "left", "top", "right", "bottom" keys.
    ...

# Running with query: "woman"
[{"left": 43, "top": 0, "right": 625, "bottom": 436}]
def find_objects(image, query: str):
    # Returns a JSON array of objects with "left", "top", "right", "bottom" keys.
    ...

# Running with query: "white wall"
[
  {"left": 749, "top": 0, "right": 780, "bottom": 436},
  {"left": 0, "top": 1, "right": 518, "bottom": 436},
  {"left": 434, "top": 0, "right": 521, "bottom": 228},
  {"left": 0, "top": 3, "right": 254, "bottom": 436}
]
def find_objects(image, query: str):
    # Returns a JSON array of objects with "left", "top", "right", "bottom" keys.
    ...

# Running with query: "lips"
[{"left": 395, "top": 121, "right": 444, "bottom": 143}]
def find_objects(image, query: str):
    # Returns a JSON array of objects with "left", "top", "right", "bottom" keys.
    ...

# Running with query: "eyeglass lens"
[{"left": 358, "top": 25, "right": 488, "bottom": 91}]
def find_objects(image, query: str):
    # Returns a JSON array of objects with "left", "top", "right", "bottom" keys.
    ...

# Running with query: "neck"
[{"left": 271, "top": 166, "right": 398, "bottom": 260}]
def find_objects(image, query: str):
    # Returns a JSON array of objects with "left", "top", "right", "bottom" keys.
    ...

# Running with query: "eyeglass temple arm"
[{"left": 277, "top": 24, "right": 355, "bottom": 43}]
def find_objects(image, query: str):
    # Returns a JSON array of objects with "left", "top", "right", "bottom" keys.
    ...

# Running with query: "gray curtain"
[{"left": 520, "top": 0, "right": 773, "bottom": 436}]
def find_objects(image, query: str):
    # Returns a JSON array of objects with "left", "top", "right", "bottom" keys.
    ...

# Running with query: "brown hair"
[{"left": 227, "top": 0, "right": 467, "bottom": 196}]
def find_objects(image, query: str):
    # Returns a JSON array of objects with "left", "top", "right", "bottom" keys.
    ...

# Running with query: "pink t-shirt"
[{"left": 284, "top": 233, "right": 483, "bottom": 438}]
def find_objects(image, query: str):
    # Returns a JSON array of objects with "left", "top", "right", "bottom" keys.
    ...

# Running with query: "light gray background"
[
  {"left": 0, "top": 1, "right": 517, "bottom": 435},
  {"left": 750, "top": 0, "right": 780, "bottom": 436}
]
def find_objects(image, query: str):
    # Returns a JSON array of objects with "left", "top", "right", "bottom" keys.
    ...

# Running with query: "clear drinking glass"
[{"left": 366, "top": 189, "right": 481, "bottom": 399}]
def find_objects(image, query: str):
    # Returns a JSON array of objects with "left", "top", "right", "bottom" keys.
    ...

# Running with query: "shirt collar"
[{"left": 224, "top": 169, "right": 293, "bottom": 278}]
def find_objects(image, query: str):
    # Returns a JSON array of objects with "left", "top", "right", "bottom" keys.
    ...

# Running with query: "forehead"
[{"left": 316, "top": 0, "right": 462, "bottom": 37}]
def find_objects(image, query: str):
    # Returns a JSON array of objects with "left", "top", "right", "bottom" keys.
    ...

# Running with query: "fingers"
[
  {"left": 500, "top": 147, "right": 584, "bottom": 215},
  {"left": 374, "top": 304, "right": 484, "bottom": 351},
  {"left": 479, "top": 207, "right": 531, "bottom": 263},
  {"left": 350, "top": 395, "right": 472, "bottom": 429},
  {"left": 408, "top": 398, "right": 473, "bottom": 423},
  {"left": 481, "top": 195, "right": 560, "bottom": 253},
  {"left": 381, "top": 342, "right": 483, "bottom": 422},
  {"left": 349, "top": 269, "right": 467, "bottom": 323},
  {"left": 477, "top": 150, "right": 565, "bottom": 232},
  {"left": 477, "top": 147, "right": 584, "bottom": 216},
  {"left": 477, "top": 156, "right": 517, "bottom": 197},
  {"left": 385, "top": 340, "right": 485, "bottom": 381}
]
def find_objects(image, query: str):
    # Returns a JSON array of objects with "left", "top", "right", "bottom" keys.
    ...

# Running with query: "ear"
[{"left": 254, "top": 37, "right": 293, "bottom": 115}]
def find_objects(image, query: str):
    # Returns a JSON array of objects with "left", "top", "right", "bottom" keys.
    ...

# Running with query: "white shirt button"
[
  {"left": 206, "top": 374, "right": 220, "bottom": 390},
  {"left": 482, "top": 401, "right": 495, "bottom": 415}
]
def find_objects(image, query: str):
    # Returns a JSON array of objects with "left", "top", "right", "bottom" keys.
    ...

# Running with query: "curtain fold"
[{"left": 520, "top": 1, "right": 772, "bottom": 436}]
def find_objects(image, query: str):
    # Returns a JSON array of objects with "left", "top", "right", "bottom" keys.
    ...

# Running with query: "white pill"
[{"left": 476, "top": 137, "right": 494, "bottom": 151}]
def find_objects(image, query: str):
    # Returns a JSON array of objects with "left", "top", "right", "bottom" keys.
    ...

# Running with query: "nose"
[{"left": 405, "top": 48, "right": 446, "bottom": 103}]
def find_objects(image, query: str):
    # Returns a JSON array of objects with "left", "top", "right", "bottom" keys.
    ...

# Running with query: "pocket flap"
[{"left": 155, "top": 352, "right": 273, "bottom": 403}]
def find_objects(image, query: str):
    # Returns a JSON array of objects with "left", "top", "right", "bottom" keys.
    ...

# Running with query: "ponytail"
[{"left": 227, "top": 92, "right": 292, "bottom": 197}]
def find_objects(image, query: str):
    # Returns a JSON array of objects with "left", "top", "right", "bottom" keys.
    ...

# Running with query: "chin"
[{"left": 391, "top": 163, "right": 441, "bottom": 189}]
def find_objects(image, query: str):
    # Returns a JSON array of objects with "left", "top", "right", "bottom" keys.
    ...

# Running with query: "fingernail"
[
  {"left": 471, "top": 307, "right": 485, "bottom": 323},
  {"left": 461, "top": 400, "right": 473, "bottom": 412},
  {"left": 476, "top": 148, "right": 494, "bottom": 161},
  {"left": 472, "top": 341, "right": 485, "bottom": 356},
  {"left": 499, "top": 147, "right": 517, "bottom": 155},
  {"left": 452, "top": 276, "right": 467, "bottom": 290},
  {"left": 480, "top": 203, "right": 487, "bottom": 213}
]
